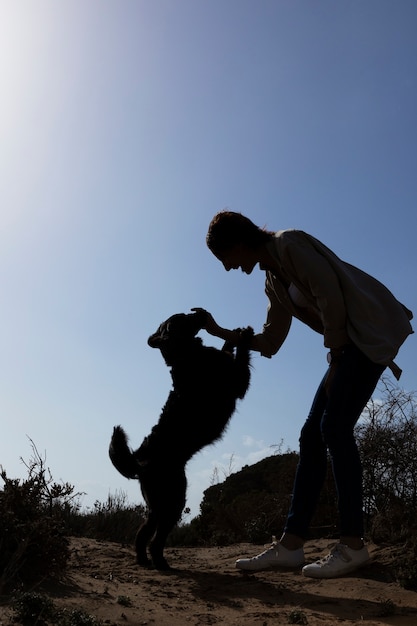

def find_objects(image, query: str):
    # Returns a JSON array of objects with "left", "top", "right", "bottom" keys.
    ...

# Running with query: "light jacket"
[{"left": 252, "top": 230, "right": 413, "bottom": 379}]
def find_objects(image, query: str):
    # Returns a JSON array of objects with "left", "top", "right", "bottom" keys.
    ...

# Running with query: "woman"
[{"left": 195, "top": 210, "right": 413, "bottom": 578}]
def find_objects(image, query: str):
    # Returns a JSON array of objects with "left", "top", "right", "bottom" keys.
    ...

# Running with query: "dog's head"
[{"left": 148, "top": 310, "right": 207, "bottom": 365}]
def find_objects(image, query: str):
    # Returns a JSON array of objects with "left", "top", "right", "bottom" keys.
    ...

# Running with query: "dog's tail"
[
  {"left": 234, "top": 326, "right": 254, "bottom": 399},
  {"left": 109, "top": 425, "right": 140, "bottom": 479}
]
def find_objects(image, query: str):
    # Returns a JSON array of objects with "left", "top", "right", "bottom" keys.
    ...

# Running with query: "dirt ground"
[{"left": 1, "top": 537, "right": 417, "bottom": 626}]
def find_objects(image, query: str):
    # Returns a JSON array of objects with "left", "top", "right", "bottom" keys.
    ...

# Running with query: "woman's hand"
[
  {"left": 191, "top": 308, "right": 247, "bottom": 346},
  {"left": 324, "top": 346, "right": 348, "bottom": 396},
  {"left": 191, "top": 308, "right": 220, "bottom": 336}
]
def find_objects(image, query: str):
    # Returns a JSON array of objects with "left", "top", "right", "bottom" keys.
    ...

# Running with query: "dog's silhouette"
[{"left": 109, "top": 309, "right": 253, "bottom": 570}]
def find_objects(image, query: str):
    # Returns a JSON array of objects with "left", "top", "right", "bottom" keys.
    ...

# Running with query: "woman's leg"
[
  {"left": 321, "top": 345, "right": 385, "bottom": 538},
  {"left": 236, "top": 346, "right": 384, "bottom": 573},
  {"left": 300, "top": 346, "right": 387, "bottom": 578},
  {"left": 234, "top": 379, "right": 329, "bottom": 571},
  {"left": 283, "top": 373, "right": 329, "bottom": 540}
]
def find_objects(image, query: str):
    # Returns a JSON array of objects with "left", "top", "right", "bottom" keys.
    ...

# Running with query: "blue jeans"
[{"left": 285, "top": 344, "right": 385, "bottom": 539}]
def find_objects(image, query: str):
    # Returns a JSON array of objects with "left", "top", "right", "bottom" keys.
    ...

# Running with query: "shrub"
[
  {"left": 394, "top": 535, "right": 417, "bottom": 591},
  {"left": 57, "top": 608, "right": 101, "bottom": 626},
  {"left": 357, "top": 376, "right": 417, "bottom": 543},
  {"left": 0, "top": 440, "right": 81, "bottom": 592},
  {"left": 11, "top": 594, "right": 102, "bottom": 626},
  {"left": 12, "top": 591, "right": 56, "bottom": 625},
  {"left": 68, "top": 490, "right": 146, "bottom": 544},
  {"left": 0, "top": 469, "right": 70, "bottom": 591},
  {"left": 288, "top": 608, "right": 308, "bottom": 624}
]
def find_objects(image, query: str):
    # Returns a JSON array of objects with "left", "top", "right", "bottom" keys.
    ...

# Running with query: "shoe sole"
[
  {"left": 302, "top": 558, "right": 371, "bottom": 579},
  {"left": 236, "top": 562, "right": 305, "bottom": 572}
]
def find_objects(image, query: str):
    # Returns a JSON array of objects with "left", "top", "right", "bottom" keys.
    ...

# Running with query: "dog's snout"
[
  {"left": 148, "top": 333, "right": 161, "bottom": 348},
  {"left": 148, "top": 321, "right": 169, "bottom": 348}
]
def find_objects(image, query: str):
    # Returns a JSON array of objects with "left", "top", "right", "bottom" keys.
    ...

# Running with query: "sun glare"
[{"left": 0, "top": 4, "right": 53, "bottom": 137}]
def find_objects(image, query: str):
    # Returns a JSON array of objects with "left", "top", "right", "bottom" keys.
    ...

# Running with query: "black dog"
[{"left": 109, "top": 309, "right": 253, "bottom": 570}]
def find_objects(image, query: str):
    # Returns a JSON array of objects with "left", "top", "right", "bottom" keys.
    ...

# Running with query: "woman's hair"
[{"left": 206, "top": 211, "right": 273, "bottom": 254}]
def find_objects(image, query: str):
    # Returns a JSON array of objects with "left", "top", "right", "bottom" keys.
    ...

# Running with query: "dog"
[{"left": 109, "top": 309, "right": 253, "bottom": 570}]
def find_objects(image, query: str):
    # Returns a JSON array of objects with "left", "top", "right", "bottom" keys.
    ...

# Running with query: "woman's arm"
[
  {"left": 191, "top": 302, "right": 291, "bottom": 357},
  {"left": 191, "top": 308, "right": 242, "bottom": 344}
]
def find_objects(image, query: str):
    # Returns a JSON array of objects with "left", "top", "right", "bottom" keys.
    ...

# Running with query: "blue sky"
[{"left": 1, "top": 0, "right": 416, "bottom": 519}]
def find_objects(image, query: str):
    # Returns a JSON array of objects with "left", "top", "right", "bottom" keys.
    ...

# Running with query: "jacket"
[{"left": 252, "top": 230, "right": 413, "bottom": 379}]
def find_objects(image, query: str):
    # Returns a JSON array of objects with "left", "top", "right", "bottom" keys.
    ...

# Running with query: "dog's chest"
[{"left": 170, "top": 355, "right": 233, "bottom": 392}]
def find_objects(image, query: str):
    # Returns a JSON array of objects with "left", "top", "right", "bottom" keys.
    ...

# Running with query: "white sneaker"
[
  {"left": 302, "top": 543, "right": 370, "bottom": 579},
  {"left": 236, "top": 538, "right": 305, "bottom": 572}
]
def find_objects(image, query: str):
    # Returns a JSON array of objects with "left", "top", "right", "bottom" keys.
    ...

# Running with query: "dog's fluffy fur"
[{"left": 109, "top": 309, "right": 253, "bottom": 570}]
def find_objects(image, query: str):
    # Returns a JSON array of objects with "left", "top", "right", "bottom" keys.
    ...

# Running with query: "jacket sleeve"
[
  {"left": 251, "top": 280, "right": 292, "bottom": 357},
  {"left": 279, "top": 231, "right": 350, "bottom": 349}
]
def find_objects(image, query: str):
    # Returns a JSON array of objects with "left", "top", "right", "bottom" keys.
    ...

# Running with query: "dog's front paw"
[{"left": 237, "top": 326, "right": 254, "bottom": 343}]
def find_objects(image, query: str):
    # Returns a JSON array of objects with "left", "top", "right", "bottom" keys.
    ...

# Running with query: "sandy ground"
[{"left": 1, "top": 537, "right": 417, "bottom": 626}]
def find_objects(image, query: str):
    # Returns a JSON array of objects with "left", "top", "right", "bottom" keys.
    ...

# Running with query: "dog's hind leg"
[
  {"left": 149, "top": 468, "right": 187, "bottom": 570},
  {"left": 135, "top": 513, "right": 157, "bottom": 568}
]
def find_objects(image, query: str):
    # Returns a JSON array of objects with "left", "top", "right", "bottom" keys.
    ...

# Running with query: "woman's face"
[{"left": 216, "top": 243, "right": 258, "bottom": 275}]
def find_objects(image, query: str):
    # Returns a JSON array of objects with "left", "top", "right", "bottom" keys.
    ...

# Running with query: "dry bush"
[
  {"left": 0, "top": 440, "right": 82, "bottom": 592},
  {"left": 357, "top": 376, "right": 417, "bottom": 543},
  {"left": 74, "top": 490, "right": 147, "bottom": 544}
]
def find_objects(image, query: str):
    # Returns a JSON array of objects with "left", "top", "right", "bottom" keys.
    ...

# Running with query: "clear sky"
[{"left": 1, "top": 0, "right": 416, "bottom": 519}]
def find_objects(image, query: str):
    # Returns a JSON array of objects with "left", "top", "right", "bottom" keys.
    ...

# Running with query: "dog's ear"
[{"left": 148, "top": 320, "right": 170, "bottom": 348}]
